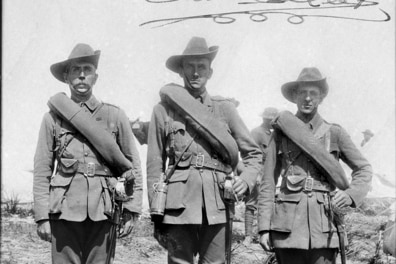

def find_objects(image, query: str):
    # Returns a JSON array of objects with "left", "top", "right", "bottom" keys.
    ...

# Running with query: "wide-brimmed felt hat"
[
  {"left": 362, "top": 129, "right": 374, "bottom": 136},
  {"left": 50, "top": 43, "right": 101, "bottom": 83},
  {"left": 166, "top": 37, "right": 218, "bottom": 73},
  {"left": 281, "top": 67, "right": 329, "bottom": 103}
]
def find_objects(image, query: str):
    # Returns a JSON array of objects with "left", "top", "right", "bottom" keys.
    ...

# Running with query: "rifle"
[
  {"left": 327, "top": 192, "right": 347, "bottom": 264},
  {"left": 224, "top": 175, "right": 237, "bottom": 264},
  {"left": 105, "top": 191, "right": 123, "bottom": 264}
]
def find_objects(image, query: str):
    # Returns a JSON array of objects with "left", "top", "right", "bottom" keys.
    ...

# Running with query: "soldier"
[
  {"left": 147, "top": 37, "right": 262, "bottom": 264},
  {"left": 361, "top": 129, "right": 374, "bottom": 147},
  {"left": 242, "top": 107, "right": 279, "bottom": 247},
  {"left": 258, "top": 67, "right": 372, "bottom": 264},
  {"left": 33, "top": 43, "right": 142, "bottom": 263}
]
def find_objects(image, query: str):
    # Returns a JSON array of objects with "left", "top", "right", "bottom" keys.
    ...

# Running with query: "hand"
[
  {"left": 232, "top": 176, "right": 248, "bottom": 198},
  {"left": 37, "top": 220, "right": 51, "bottom": 242},
  {"left": 332, "top": 190, "right": 353, "bottom": 208},
  {"left": 259, "top": 231, "right": 273, "bottom": 252},
  {"left": 118, "top": 211, "right": 139, "bottom": 238}
]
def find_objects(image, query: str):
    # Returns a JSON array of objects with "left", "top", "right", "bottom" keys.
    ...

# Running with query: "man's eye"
[
  {"left": 71, "top": 67, "right": 80, "bottom": 73},
  {"left": 84, "top": 67, "right": 93, "bottom": 73}
]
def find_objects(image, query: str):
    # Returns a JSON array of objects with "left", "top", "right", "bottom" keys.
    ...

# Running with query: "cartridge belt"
[
  {"left": 77, "top": 162, "right": 113, "bottom": 177},
  {"left": 190, "top": 154, "right": 232, "bottom": 174}
]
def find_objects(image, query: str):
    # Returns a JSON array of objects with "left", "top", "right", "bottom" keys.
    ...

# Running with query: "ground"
[{"left": 1, "top": 197, "right": 395, "bottom": 264}]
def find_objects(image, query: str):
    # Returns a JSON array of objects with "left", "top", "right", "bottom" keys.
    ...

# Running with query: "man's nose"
[
  {"left": 193, "top": 70, "right": 199, "bottom": 77},
  {"left": 78, "top": 71, "right": 86, "bottom": 80}
]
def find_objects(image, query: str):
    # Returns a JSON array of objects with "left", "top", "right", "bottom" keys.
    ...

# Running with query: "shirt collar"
[
  {"left": 200, "top": 91, "right": 213, "bottom": 107},
  {"left": 296, "top": 112, "right": 323, "bottom": 132},
  {"left": 81, "top": 95, "right": 100, "bottom": 111}
]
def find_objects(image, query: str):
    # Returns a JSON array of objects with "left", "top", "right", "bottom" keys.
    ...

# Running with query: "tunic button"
[
  {"left": 308, "top": 193, "right": 313, "bottom": 197},
  {"left": 84, "top": 152, "right": 89, "bottom": 157}
]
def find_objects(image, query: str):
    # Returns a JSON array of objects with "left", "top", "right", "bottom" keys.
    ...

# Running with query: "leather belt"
[
  {"left": 77, "top": 162, "right": 113, "bottom": 177},
  {"left": 302, "top": 177, "right": 334, "bottom": 192},
  {"left": 190, "top": 154, "right": 232, "bottom": 174}
]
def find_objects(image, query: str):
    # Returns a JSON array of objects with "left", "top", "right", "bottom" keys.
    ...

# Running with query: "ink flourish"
[{"left": 140, "top": 1, "right": 390, "bottom": 28}]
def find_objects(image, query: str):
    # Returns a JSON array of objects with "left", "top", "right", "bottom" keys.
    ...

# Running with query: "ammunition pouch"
[{"left": 58, "top": 158, "right": 79, "bottom": 174}]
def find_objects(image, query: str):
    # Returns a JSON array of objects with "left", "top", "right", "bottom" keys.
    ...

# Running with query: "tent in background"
[{"left": 360, "top": 111, "right": 395, "bottom": 198}]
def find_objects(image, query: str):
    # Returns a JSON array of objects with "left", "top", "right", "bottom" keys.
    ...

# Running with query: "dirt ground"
[{"left": 1, "top": 198, "right": 395, "bottom": 264}]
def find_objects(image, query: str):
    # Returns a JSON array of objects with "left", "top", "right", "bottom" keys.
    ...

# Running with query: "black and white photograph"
[{"left": 2, "top": 1, "right": 395, "bottom": 263}]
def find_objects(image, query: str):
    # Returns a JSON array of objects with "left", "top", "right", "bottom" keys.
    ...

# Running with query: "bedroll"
[
  {"left": 48, "top": 92, "right": 132, "bottom": 175},
  {"left": 160, "top": 84, "right": 239, "bottom": 170},
  {"left": 273, "top": 111, "right": 349, "bottom": 190}
]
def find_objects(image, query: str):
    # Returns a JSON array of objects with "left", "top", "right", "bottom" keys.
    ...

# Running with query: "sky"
[{"left": 2, "top": 0, "right": 395, "bottom": 204}]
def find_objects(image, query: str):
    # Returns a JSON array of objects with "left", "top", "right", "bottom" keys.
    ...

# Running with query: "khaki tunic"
[
  {"left": 147, "top": 89, "right": 262, "bottom": 225},
  {"left": 257, "top": 113, "right": 372, "bottom": 249},
  {"left": 34, "top": 95, "right": 143, "bottom": 223}
]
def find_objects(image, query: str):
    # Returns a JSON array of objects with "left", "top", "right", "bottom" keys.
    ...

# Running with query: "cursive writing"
[{"left": 140, "top": 1, "right": 390, "bottom": 28}]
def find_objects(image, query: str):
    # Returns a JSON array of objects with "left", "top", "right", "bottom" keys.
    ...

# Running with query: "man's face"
[
  {"left": 180, "top": 57, "right": 213, "bottom": 90},
  {"left": 64, "top": 62, "right": 97, "bottom": 96},
  {"left": 294, "top": 84, "right": 323, "bottom": 115}
]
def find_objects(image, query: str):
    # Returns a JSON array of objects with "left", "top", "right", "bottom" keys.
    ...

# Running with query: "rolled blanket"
[
  {"left": 160, "top": 84, "right": 239, "bottom": 169},
  {"left": 48, "top": 92, "right": 132, "bottom": 175},
  {"left": 273, "top": 111, "right": 349, "bottom": 190}
]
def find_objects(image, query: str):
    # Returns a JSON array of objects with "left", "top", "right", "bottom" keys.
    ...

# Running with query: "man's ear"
[
  {"left": 178, "top": 67, "right": 184, "bottom": 78},
  {"left": 208, "top": 67, "right": 213, "bottom": 79},
  {"left": 92, "top": 73, "right": 98, "bottom": 85},
  {"left": 63, "top": 73, "right": 69, "bottom": 83}
]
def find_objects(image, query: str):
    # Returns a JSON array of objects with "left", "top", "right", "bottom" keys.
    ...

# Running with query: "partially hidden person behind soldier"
[
  {"left": 33, "top": 43, "right": 143, "bottom": 264},
  {"left": 146, "top": 36, "right": 263, "bottom": 264},
  {"left": 257, "top": 67, "right": 372, "bottom": 264},
  {"left": 360, "top": 129, "right": 374, "bottom": 147},
  {"left": 241, "top": 107, "right": 279, "bottom": 247}
]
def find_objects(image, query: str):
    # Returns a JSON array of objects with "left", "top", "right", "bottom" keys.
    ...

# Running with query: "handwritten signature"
[{"left": 140, "top": 0, "right": 390, "bottom": 28}]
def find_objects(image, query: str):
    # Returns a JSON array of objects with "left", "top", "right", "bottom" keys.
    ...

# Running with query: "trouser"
[
  {"left": 274, "top": 248, "right": 337, "bottom": 264},
  {"left": 50, "top": 218, "right": 114, "bottom": 264},
  {"left": 163, "top": 223, "right": 226, "bottom": 264},
  {"left": 244, "top": 208, "right": 255, "bottom": 236}
]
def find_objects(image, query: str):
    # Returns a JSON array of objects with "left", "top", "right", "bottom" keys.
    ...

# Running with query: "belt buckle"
[
  {"left": 195, "top": 154, "right": 204, "bottom": 168},
  {"left": 304, "top": 177, "right": 314, "bottom": 192},
  {"left": 86, "top": 162, "right": 96, "bottom": 177}
]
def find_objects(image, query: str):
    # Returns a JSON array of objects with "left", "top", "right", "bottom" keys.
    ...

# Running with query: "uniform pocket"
[
  {"left": 49, "top": 173, "right": 74, "bottom": 214},
  {"left": 175, "top": 151, "right": 193, "bottom": 168},
  {"left": 270, "top": 192, "right": 302, "bottom": 232},
  {"left": 58, "top": 158, "right": 78, "bottom": 174},
  {"left": 165, "top": 170, "right": 189, "bottom": 210},
  {"left": 285, "top": 175, "right": 305, "bottom": 192}
]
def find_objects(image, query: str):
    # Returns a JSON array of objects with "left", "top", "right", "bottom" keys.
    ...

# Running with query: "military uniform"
[
  {"left": 147, "top": 90, "right": 262, "bottom": 263},
  {"left": 34, "top": 95, "right": 142, "bottom": 263},
  {"left": 257, "top": 112, "right": 372, "bottom": 263},
  {"left": 241, "top": 124, "right": 273, "bottom": 241}
]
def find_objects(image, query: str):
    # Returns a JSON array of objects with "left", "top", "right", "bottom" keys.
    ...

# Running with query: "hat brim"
[
  {"left": 50, "top": 52, "right": 101, "bottom": 83},
  {"left": 166, "top": 46, "right": 219, "bottom": 73},
  {"left": 281, "top": 78, "right": 328, "bottom": 103}
]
